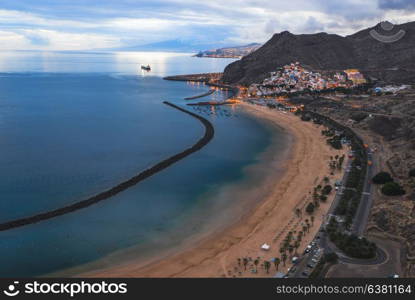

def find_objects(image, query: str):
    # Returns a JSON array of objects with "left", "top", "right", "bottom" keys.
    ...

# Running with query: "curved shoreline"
[
  {"left": 184, "top": 89, "right": 215, "bottom": 100},
  {"left": 0, "top": 101, "right": 214, "bottom": 231},
  {"left": 81, "top": 103, "right": 344, "bottom": 277}
]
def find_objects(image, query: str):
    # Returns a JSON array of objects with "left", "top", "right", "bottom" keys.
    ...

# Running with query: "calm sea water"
[{"left": 0, "top": 51, "right": 284, "bottom": 276}]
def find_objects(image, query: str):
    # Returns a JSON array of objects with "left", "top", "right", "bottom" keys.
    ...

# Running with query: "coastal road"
[
  {"left": 291, "top": 150, "right": 379, "bottom": 277},
  {"left": 329, "top": 108, "right": 415, "bottom": 121},
  {"left": 290, "top": 120, "right": 382, "bottom": 277},
  {"left": 290, "top": 158, "right": 353, "bottom": 278},
  {"left": 351, "top": 151, "right": 374, "bottom": 236},
  {"left": 318, "top": 157, "right": 353, "bottom": 250},
  {"left": 291, "top": 242, "right": 321, "bottom": 278}
]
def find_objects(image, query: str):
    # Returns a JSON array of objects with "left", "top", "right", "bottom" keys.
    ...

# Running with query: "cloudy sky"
[{"left": 0, "top": 0, "right": 414, "bottom": 51}]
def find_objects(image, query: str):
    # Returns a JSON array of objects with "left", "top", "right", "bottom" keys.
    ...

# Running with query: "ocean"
[{"left": 0, "top": 51, "right": 286, "bottom": 276}]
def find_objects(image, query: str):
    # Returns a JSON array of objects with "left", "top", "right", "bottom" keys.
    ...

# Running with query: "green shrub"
[
  {"left": 322, "top": 185, "right": 333, "bottom": 195},
  {"left": 372, "top": 172, "right": 393, "bottom": 184},
  {"left": 381, "top": 182, "right": 405, "bottom": 196},
  {"left": 305, "top": 202, "right": 315, "bottom": 214},
  {"left": 350, "top": 112, "right": 368, "bottom": 123},
  {"left": 327, "top": 137, "right": 342, "bottom": 149},
  {"left": 301, "top": 115, "right": 311, "bottom": 122},
  {"left": 330, "top": 233, "right": 376, "bottom": 259}
]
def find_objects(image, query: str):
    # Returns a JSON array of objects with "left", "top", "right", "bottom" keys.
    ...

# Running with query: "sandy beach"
[{"left": 80, "top": 103, "right": 345, "bottom": 277}]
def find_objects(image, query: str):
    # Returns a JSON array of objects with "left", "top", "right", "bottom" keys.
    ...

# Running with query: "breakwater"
[
  {"left": 164, "top": 73, "right": 238, "bottom": 94},
  {"left": 0, "top": 102, "right": 214, "bottom": 231},
  {"left": 163, "top": 73, "right": 223, "bottom": 83},
  {"left": 186, "top": 100, "right": 240, "bottom": 106},
  {"left": 184, "top": 89, "right": 215, "bottom": 100}
]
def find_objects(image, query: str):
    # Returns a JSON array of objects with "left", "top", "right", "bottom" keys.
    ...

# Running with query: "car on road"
[{"left": 307, "top": 263, "right": 315, "bottom": 269}]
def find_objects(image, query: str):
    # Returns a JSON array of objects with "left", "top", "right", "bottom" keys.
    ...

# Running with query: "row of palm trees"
[
  {"left": 234, "top": 173, "right": 334, "bottom": 276},
  {"left": 237, "top": 256, "right": 281, "bottom": 274},
  {"left": 275, "top": 173, "right": 336, "bottom": 272},
  {"left": 234, "top": 214, "right": 316, "bottom": 276}
]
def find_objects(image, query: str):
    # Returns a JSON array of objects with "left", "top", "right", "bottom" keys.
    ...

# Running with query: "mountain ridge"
[
  {"left": 195, "top": 43, "right": 261, "bottom": 58},
  {"left": 222, "top": 21, "right": 415, "bottom": 85}
]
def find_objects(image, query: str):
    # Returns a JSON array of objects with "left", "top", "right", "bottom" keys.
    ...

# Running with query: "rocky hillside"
[
  {"left": 223, "top": 21, "right": 415, "bottom": 85},
  {"left": 195, "top": 43, "right": 261, "bottom": 58}
]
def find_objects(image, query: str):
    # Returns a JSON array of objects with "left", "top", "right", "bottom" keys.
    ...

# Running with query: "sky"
[{"left": 0, "top": 0, "right": 414, "bottom": 51}]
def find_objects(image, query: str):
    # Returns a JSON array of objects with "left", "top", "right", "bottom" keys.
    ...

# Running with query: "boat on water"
[{"left": 141, "top": 65, "right": 151, "bottom": 71}]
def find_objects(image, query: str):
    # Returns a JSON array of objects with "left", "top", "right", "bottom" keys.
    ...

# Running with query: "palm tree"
[
  {"left": 288, "top": 245, "right": 294, "bottom": 258},
  {"left": 264, "top": 261, "right": 271, "bottom": 274},
  {"left": 294, "top": 240, "right": 300, "bottom": 255},
  {"left": 283, "top": 240, "right": 290, "bottom": 250},
  {"left": 243, "top": 258, "right": 248, "bottom": 271},
  {"left": 282, "top": 253, "right": 287, "bottom": 266},
  {"left": 288, "top": 232, "right": 294, "bottom": 243},
  {"left": 273, "top": 257, "right": 281, "bottom": 271},
  {"left": 254, "top": 259, "right": 259, "bottom": 273},
  {"left": 295, "top": 208, "right": 301, "bottom": 218}
]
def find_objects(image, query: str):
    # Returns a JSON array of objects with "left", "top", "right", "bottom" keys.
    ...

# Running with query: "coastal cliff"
[{"left": 222, "top": 21, "right": 415, "bottom": 85}]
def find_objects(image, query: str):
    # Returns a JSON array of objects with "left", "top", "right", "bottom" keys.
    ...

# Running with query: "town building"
[{"left": 248, "top": 62, "right": 366, "bottom": 97}]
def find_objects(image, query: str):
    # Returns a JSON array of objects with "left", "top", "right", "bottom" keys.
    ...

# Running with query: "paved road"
[
  {"left": 289, "top": 158, "right": 353, "bottom": 278},
  {"left": 291, "top": 148, "right": 382, "bottom": 277},
  {"left": 287, "top": 116, "right": 386, "bottom": 278},
  {"left": 328, "top": 108, "right": 415, "bottom": 120},
  {"left": 319, "top": 158, "right": 353, "bottom": 250},
  {"left": 291, "top": 242, "right": 322, "bottom": 278},
  {"left": 351, "top": 151, "right": 374, "bottom": 236}
]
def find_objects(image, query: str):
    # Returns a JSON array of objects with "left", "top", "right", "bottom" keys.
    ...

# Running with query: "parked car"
[{"left": 292, "top": 256, "right": 299, "bottom": 264}]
